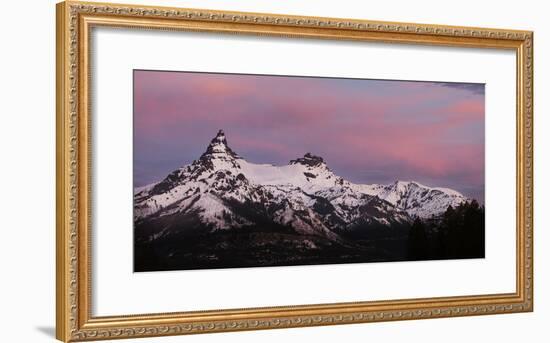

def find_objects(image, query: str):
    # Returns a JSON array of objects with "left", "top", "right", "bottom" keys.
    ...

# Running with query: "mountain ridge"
[
  {"left": 133, "top": 130, "right": 480, "bottom": 271},
  {"left": 134, "top": 130, "right": 468, "bottom": 227}
]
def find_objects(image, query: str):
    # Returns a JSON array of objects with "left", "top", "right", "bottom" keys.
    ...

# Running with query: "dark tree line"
[{"left": 408, "top": 200, "right": 485, "bottom": 260}]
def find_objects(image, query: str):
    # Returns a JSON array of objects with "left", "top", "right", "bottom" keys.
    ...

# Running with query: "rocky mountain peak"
[
  {"left": 201, "top": 129, "right": 239, "bottom": 159},
  {"left": 214, "top": 129, "right": 226, "bottom": 143},
  {"left": 289, "top": 153, "right": 326, "bottom": 167}
]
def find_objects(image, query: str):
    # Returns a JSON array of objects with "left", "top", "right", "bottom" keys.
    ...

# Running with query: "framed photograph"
[{"left": 56, "top": 1, "right": 533, "bottom": 341}]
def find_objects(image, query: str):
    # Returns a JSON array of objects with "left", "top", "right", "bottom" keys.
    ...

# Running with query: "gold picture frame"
[{"left": 56, "top": 1, "right": 533, "bottom": 341}]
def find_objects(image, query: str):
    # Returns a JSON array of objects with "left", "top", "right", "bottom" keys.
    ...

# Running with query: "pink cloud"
[{"left": 133, "top": 70, "right": 485, "bottom": 199}]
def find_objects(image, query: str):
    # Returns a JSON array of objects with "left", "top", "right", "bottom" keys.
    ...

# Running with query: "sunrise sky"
[{"left": 134, "top": 70, "right": 485, "bottom": 202}]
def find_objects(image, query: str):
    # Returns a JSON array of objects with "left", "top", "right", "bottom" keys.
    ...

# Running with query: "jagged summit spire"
[
  {"left": 214, "top": 129, "right": 225, "bottom": 141},
  {"left": 201, "top": 129, "right": 239, "bottom": 158}
]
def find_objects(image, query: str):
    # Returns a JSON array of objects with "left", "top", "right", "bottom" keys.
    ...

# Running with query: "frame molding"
[{"left": 56, "top": 1, "right": 533, "bottom": 341}]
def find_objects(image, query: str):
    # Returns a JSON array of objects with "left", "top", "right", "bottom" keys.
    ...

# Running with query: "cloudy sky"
[{"left": 134, "top": 70, "right": 485, "bottom": 202}]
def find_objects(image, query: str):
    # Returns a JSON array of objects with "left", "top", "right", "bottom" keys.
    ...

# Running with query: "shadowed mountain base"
[{"left": 135, "top": 227, "right": 411, "bottom": 272}]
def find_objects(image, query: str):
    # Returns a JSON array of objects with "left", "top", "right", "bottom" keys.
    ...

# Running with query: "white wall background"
[{"left": 0, "top": 0, "right": 547, "bottom": 342}]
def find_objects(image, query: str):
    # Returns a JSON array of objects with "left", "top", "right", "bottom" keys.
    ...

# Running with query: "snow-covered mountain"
[
  {"left": 372, "top": 180, "right": 466, "bottom": 219},
  {"left": 134, "top": 130, "right": 468, "bottom": 243}
]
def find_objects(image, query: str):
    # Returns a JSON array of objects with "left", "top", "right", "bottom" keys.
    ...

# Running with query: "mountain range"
[{"left": 134, "top": 130, "right": 470, "bottom": 271}]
